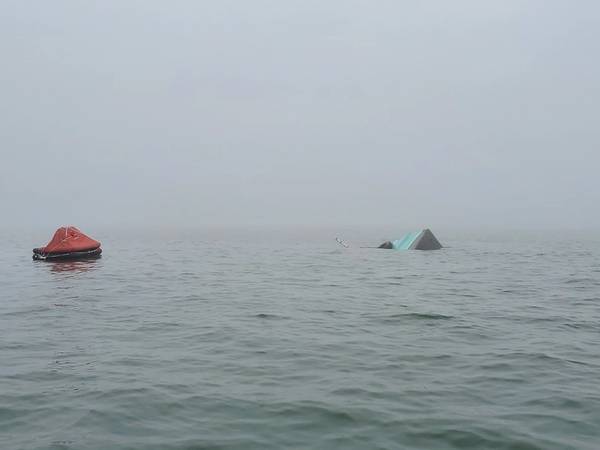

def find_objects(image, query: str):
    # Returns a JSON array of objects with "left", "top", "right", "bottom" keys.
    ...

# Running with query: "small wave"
[
  {"left": 254, "top": 313, "right": 288, "bottom": 320},
  {"left": 135, "top": 322, "right": 182, "bottom": 332},
  {"left": 402, "top": 427, "right": 522, "bottom": 450},
  {"left": 1, "top": 306, "right": 52, "bottom": 317},
  {"left": 562, "top": 321, "right": 600, "bottom": 331},
  {"left": 376, "top": 312, "right": 454, "bottom": 322},
  {"left": 565, "top": 277, "right": 598, "bottom": 285},
  {"left": 267, "top": 401, "right": 359, "bottom": 424},
  {"left": 487, "top": 351, "right": 591, "bottom": 368},
  {"left": 395, "top": 312, "right": 452, "bottom": 320}
]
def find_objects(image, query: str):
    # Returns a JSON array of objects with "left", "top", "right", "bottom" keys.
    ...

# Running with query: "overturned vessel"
[
  {"left": 379, "top": 229, "right": 442, "bottom": 250},
  {"left": 33, "top": 226, "right": 102, "bottom": 260}
]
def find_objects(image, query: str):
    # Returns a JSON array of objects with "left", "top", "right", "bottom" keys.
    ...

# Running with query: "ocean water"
[{"left": 1, "top": 228, "right": 600, "bottom": 450}]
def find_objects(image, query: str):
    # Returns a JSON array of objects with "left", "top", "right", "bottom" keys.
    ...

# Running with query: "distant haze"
[{"left": 2, "top": 1, "right": 599, "bottom": 230}]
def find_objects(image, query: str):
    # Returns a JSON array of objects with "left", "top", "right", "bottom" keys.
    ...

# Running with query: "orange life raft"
[{"left": 33, "top": 226, "right": 102, "bottom": 260}]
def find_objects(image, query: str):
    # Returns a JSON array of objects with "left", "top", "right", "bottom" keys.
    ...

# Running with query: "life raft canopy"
[
  {"left": 33, "top": 226, "right": 102, "bottom": 260},
  {"left": 379, "top": 229, "right": 442, "bottom": 250}
]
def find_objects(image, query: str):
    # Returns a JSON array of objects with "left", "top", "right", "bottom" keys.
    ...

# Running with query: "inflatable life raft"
[{"left": 33, "top": 226, "right": 102, "bottom": 261}]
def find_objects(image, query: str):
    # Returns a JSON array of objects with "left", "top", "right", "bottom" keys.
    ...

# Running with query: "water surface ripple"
[{"left": 1, "top": 230, "right": 599, "bottom": 449}]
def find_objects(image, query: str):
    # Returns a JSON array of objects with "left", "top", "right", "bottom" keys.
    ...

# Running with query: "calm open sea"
[{"left": 1, "top": 228, "right": 599, "bottom": 450}]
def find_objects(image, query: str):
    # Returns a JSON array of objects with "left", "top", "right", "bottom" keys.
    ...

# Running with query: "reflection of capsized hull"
[{"left": 32, "top": 248, "right": 102, "bottom": 261}]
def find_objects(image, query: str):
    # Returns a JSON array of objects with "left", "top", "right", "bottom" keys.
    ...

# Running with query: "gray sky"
[{"left": 1, "top": 1, "right": 599, "bottom": 230}]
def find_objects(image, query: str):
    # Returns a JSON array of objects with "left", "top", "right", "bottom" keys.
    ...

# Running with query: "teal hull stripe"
[{"left": 391, "top": 231, "right": 422, "bottom": 250}]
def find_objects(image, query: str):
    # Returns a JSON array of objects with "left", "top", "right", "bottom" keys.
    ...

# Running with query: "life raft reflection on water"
[{"left": 33, "top": 226, "right": 102, "bottom": 261}]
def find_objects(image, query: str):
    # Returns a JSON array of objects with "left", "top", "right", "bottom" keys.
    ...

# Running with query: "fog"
[{"left": 2, "top": 1, "right": 599, "bottom": 231}]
